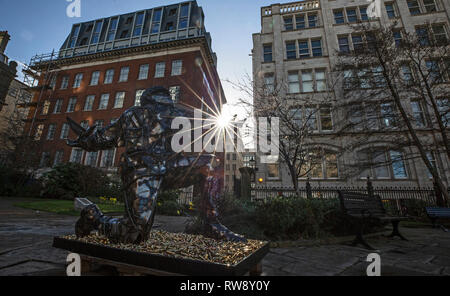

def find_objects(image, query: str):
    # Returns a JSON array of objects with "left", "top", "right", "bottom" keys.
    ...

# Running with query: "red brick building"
[{"left": 24, "top": 1, "right": 226, "bottom": 173}]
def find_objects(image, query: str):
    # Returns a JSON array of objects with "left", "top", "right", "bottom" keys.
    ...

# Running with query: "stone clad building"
[
  {"left": 252, "top": 0, "right": 450, "bottom": 188},
  {"left": 24, "top": 1, "right": 226, "bottom": 173},
  {"left": 0, "top": 31, "right": 33, "bottom": 162}
]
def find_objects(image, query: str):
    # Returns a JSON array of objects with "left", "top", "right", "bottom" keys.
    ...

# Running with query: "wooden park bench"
[
  {"left": 425, "top": 207, "right": 450, "bottom": 231},
  {"left": 338, "top": 191, "right": 409, "bottom": 250}
]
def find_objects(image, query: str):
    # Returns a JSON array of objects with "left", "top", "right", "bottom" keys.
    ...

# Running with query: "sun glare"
[{"left": 215, "top": 112, "right": 232, "bottom": 129}]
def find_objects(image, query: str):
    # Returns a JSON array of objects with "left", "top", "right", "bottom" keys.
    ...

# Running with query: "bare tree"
[
  {"left": 226, "top": 73, "right": 339, "bottom": 195},
  {"left": 333, "top": 22, "right": 449, "bottom": 205}
]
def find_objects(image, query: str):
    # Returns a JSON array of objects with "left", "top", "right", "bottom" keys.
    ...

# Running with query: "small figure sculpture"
[{"left": 67, "top": 86, "right": 246, "bottom": 244}]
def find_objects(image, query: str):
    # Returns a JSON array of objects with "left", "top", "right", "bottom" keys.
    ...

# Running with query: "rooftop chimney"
[{"left": 0, "top": 31, "right": 11, "bottom": 54}]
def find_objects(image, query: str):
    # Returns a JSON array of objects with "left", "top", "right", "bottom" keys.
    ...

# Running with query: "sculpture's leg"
[
  {"left": 127, "top": 176, "right": 162, "bottom": 243},
  {"left": 200, "top": 173, "right": 247, "bottom": 243},
  {"left": 75, "top": 175, "right": 162, "bottom": 244}
]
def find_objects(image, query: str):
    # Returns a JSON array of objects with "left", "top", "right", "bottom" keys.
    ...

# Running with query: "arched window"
[
  {"left": 299, "top": 148, "right": 339, "bottom": 179},
  {"left": 356, "top": 147, "right": 408, "bottom": 179}
]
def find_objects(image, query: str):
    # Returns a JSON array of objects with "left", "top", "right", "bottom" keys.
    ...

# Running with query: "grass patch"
[{"left": 14, "top": 200, "right": 124, "bottom": 216}]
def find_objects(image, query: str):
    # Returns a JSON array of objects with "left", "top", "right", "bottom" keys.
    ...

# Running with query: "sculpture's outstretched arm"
[{"left": 66, "top": 116, "right": 123, "bottom": 152}]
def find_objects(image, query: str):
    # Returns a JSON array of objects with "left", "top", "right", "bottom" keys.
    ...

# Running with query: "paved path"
[
  {"left": 262, "top": 227, "right": 450, "bottom": 276},
  {"left": 1, "top": 197, "right": 449, "bottom": 276}
]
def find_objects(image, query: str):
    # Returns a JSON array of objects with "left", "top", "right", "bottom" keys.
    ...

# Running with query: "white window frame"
[
  {"left": 155, "top": 62, "right": 166, "bottom": 78},
  {"left": 114, "top": 92, "right": 125, "bottom": 109},
  {"left": 171, "top": 60, "right": 183, "bottom": 76}
]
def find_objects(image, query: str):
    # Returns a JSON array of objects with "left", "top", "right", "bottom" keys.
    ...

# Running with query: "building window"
[
  {"left": 308, "top": 13, "right": 318, "bottom": 27},
  {"left": 407, "top": 0, "right": 421, "bottom": 15},
  {"left": 70, "top": 148, "right": 84, "bottom": 164},
  {"left": 352, "top": 35, "right": 364, "bottom": 52},
  {"left": 393, "top": 30, "right": 403, "bottom": 47},
  {"left": 46, "top": 123, "right": 56, "bottom": 140},
  {"left": 119, "top": 67, "right": 129, "bottom": 82},
  {"left": 179, "top": 4, "right": 189, "bottom": 29},
  {"left": 53, "top": 150, "right": 64, "bottom": 167},
  {"left": 315, "top": 69, "right": 327, "bottom": 91},
  {"left": 138, "top": 64, "right": 149, "bottom": 80},
  {"left": 106, "top": 18, "right": 118, "bottom": 41},
  {"left": 133, "top": 12, "right": 145, "bottom": 37},
  {"left": 169, "top": 86, "right": 181, "bottom": 103},
  {"left": 53, "top": 99, "right": 63, "bottom": 114},
  {"left": 296, "top": 14, "right": 306, "bottom": 29},
  {"left": 35, "top": 124, "right": 44, "bottom": 140},
  {"left": 389, "top": 151, "right": 408, "bottom": 179},
  {"left": 61, "top": 76, "right": 69, "bottom": 89},
  {"left": 346, "top": 8, "right": 357, "bottom": 23},
  {"left": 290, "top": 108, "right": 303, "bottom": 127},
  {"left": 334, "top": 10, "right": 345, "bottom": 24},
  {"left": 284, "top": 16, "right": 293, "bottom": 31},
  {"left": 305, "top": 107, "right": 318, "bottom": 131},
  {"left": 358, "top": 149, "right": 407, "bottom": 179},
  {"left": 264, "top": 74, "right": 275, "bottom": 94},
  {"left": 41, "top": 100, "right": 50, "bottom": 115},
  {"left": 311, "top": 39, "right": 322, "bottom": 57},
  {"left": 298, "top": 41, "right": 309, "bottom": 59},
  {"left": 69, "top": 25, "right": 80, "bottom": 48},
  {"left": 410, "top": 100, "right": 427, "bottom": 127},
  {"left": 432, "top": 24, "right": 448, "bottom": 45},
  {"left": 60, "top": 123, "right": 70, "bottom": 139},
  {"left": 437, "top": 98, "right": 449, "bottom": 127},
  {"left": 263, "top": 44, "right": 273, "bottom": 62},
  {"left": 426, "top": 60, "right": 441, "bottom": 83},
  {"left": 84, "top": 95, "right": 95, "bottom": 111},
  {"left": 288, "top": 72, "right": 300, "bottom": 94},
  {"left": 90, "top": 71, "right": 100, "bottom": 86},
  {"left": 100, "top": 149, "right": 115, "bottom": 168},
  {"left": 66, "top": 97, "right": 77, "bottom": 113},
  {"left": 114, "top": 92, "right": 125, "bottom": 109},
  {"left": 385, "top": 3, "right": 396, "bottom": 18},
  {"left": 286, "top": 41, "right": 297, "bottom": 60},
  {"left": 155, "top": 62, "right": 165, "bottom": 78},
  {"left": 98, "top": 94, "right": 109, "bottom": 110},
  {"left": 267, "top": 163, "right": 280, "bottom": 179},
  {"left": 40, "top": 152, "right": 51, "bottom": 168},
  {"left": 320, "top": 107, "right": 333, "bottom": 131},
  {"left": 380, "top": 102, "right": 397, "bottom": 128},
  {"left": 171, "top": 60, "right": 183, "bottom": 76},
  {"left": 359, "top": 7, "right": 368, "bottom": 21},
  {"left": 301, "top": 149, "right": 339, "bottom": 179},
  {"left": 49, "top": 75, "right": 57, "bottom": 89},
  {"left": 104, "top": 69, "right": 114, "bottom": 84},
  {"left": 338, "top": 36, "right": 350, "bottom": 53},
  {"left": 372, "top": 66, "right": 386, "bottom": 87},
  {"left": 425, "top": 151, "right": 437, "bottom": 178},
  {"left": 85, "top": 151, "right": 99, "bottom": 167},
  {"left": 73, "top": 73, "right": 83, "bottom": 88},
  {"left": 423, "top": 0, "right": 437, "bottom": 13},
  {"left": 135, "top": 89, "right": 145, "bottom": 106},
  {"left": 91, "top": 22, "right": 102, "bottom": 44},
  {"left": 416, "top": 26, "right": 430, "bottom": 46},
  {"left": 401, "top": 64, "right": 414, "bottom": 85},
  {"left": 301, "top": 71, "right": 314, "bottom": 93},
  {"left": 151, "top": 9, "right": 162, "bottom": 33}
]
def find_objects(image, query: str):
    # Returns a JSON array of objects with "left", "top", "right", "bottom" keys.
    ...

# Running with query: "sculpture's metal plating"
[{"left": 68, "top": 86, "right": 246, "bottom": 244}]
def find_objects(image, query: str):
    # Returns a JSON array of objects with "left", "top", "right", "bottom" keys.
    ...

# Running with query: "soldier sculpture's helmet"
[{"left": 140, "top": 86, "right": 174, "bottom": 106}]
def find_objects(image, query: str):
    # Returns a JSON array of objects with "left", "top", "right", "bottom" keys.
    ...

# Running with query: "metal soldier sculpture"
[{"left": 67, "top": 86, "right": 246, "bottom": 244}]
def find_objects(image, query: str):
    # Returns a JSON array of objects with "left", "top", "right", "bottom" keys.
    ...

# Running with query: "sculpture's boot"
[
  {"left": 203, "top": 176, "right": 247, "bottom": 243},
  {"left": 75, "top": 204, "right": 104, "bottom": 238}
]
